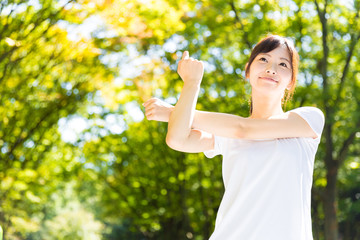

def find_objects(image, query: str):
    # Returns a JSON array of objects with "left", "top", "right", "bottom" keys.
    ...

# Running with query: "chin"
[{"left": 252, "top": 84, "right": 285, "bottom": 96}]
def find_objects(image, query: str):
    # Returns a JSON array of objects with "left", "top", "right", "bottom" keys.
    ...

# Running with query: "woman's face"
[{"left": 248, "top": 45, "right": 292, "bottom": 97}]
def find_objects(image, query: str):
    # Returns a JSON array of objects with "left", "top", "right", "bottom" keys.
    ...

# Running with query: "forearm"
[
  {"left": 167, "top": 83, "right": 200, "bottom": 142},
  {"left": 164, "top": 103, "right": 245, "bottom": 139},
  {"left": 192, "top": 110, "right": 244, "bottom": 138}
]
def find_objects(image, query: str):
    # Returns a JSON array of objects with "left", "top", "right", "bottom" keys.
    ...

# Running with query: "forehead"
[{"left": 259, "top": 45, "right": 291, "bottom": 60}]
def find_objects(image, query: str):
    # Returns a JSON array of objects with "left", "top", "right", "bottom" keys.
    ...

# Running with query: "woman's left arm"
[
  {"left": 191, "top": 110, "right": 318, "bottom": 139},
  {"left": 143, "top": 98, "right": 319, "bottom": 139}
]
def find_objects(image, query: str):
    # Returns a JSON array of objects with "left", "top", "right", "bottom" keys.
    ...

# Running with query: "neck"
[{"left": 249, "top": 91, "right": 284, "bottom": 119}]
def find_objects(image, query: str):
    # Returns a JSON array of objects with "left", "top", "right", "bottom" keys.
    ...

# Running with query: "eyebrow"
[{"left": 259, "top": 53, "right": 291, "bottom": 65}]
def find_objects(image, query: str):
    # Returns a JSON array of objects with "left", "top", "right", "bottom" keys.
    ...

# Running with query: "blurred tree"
[
  {"left": 1, "top": 0, "right": 360, "bottom": 239},
  {"left": 0, "top": 0, "right": 112, "bottom": 238},
  {"left": 89, "top": 0, "right": 359, "bottom": 239},
  {"left": 39, "top": 185, "right": 104, "bottom": 240}
]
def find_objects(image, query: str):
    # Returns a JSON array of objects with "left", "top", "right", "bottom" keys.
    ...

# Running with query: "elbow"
[
  {"left": 165, "top": 134, "right": 176, "bottom": 149},
  {"left": 166, "top": 134, "right": 184, "bottom": 150}
]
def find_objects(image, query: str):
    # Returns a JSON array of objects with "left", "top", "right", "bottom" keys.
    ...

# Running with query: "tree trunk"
[{"left": 324, "top": 164, "right": 339, "bottom": 240}]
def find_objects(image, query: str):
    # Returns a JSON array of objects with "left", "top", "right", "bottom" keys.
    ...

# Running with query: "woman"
[{"left": 143, "top": 35, "right": 324, "bottom": 240}]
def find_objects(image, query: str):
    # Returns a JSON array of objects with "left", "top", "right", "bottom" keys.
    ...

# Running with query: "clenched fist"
[
  {"left": 143, "top": 98, "right": 174, "bottom": 122},
  {"left": 177, "top": 51, "right": 204, "bottom": 86}
]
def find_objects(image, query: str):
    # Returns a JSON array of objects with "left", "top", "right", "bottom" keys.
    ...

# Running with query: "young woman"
[{"left": 143, "top": 35, "right": 324, "bottom": 240}]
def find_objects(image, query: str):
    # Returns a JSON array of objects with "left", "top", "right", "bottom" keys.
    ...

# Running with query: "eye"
[
  {"left": 280, "top": 62, "right": 288, "bottom": 68},
  {"left": 259, "top": 57, "right": 267, "bottom": 62}
]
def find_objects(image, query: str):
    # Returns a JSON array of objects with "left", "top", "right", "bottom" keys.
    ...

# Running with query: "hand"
[
  {"left": 143, "top": 98, "right": 174, "bottom": 122},
  {"left": 177, "top": 51, "right": 204, "bottom": 86}
]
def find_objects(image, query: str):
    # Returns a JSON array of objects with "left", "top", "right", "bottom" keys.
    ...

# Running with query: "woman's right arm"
[{"left": 164, "top": 51, "right": 215, "bottom": 153}]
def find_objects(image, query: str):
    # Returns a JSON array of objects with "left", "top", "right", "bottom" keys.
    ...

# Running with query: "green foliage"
[
  {"left": 78, "top": 119, "right": 224, "bottom": 239},
  {"left": 0, "top": 0, "right": 110, "bottom": 239},
  {"left": 1, "top": 0, "right": 360, "bottom": 239},
  {"left": 40, "top": 200, "right": 103, "bottom": 240}
]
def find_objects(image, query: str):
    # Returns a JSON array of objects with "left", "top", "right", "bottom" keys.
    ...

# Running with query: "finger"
[
  {"left": 145, "top": 106, "right": 154, "bottom": 113},
  {"left": 143, "top": 98, "right": 155, "bottom": 108},
  {"left": 146, "top": 112, "right": 153, "bottom": 120},
  {"left": 181, "top": 51, "right": 189, "bottom": 60},
  {"left": 145, "top": 108, "right": 153, "bottom": 115},
  {"left": 143, "top": 101, "right": 150, "bottom": 108},
  {"left": 145, "top": 101, "right": 156, "bottom": 109},
  {"left": 190, "top": 57, "right": 195, "bottom": 61},
  {"left": 142, "top": 100, "right": 150, "bottom": 107}
]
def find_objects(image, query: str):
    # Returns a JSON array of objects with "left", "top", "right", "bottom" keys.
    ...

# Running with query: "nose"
[{"left": 266, "top": 69, "right": 276, "bottom": 75}]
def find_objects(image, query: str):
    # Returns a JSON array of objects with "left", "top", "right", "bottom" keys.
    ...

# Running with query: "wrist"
[{"left": 183, "top": 82, "right": 201, "bottom": 90}]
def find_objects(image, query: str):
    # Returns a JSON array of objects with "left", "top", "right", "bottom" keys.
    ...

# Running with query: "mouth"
[{"left": 259, "top": 77, "right": 278, "bottom": 83}]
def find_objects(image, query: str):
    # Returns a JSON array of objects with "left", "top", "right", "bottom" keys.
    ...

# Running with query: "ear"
[{"left": 245, "top": 62, "right": 249, "bottom": 79}]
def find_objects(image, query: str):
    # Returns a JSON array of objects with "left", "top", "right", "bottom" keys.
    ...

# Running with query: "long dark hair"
[{"left": 245, "top": 35, "right": 299, "bottom": 113}]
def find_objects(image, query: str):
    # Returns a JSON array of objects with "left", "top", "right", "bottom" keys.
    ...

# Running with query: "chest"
[{"left": 221, "top": 138, "right": 305, "bottom": 187}]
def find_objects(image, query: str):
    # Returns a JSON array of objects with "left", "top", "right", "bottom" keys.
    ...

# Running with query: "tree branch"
[
  {"left": 4, "top": 80, "right": 84, "bottom": 169},
  {"left": 299, "top": 71, "right": 315, "bottom": 107},
  {"left": 337, "top": 128, "right": 359, "bottom": 165},
  {"left": 314, "top": 0, "right": 323, "bottom": 20},
  {"left": 337, "top": 72, "right": 360, "bottom": 165},
  {"left": 334, "top": 9, "right": 360, "bottom": 107},
  {"left": 314, "top": 0, "right": 334, "bottom": 168},
  {"left": 229, "top": 0, "right": 252, "bottom": 50}
]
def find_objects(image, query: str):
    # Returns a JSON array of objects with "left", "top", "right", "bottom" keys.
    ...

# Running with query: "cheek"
[
  {"left": 283, "top": 75, "right": 293, "bottom": 88},
  {"left": 248, "top": 62, "right": 263, "bottom": 77},
  {"left": 279, "top": 68, "right": 292, "bottom": 79}
]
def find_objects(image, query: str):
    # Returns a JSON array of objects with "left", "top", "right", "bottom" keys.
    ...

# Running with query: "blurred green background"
[{"left": 0, "top": 0, "right": 359, "bottom": 239}]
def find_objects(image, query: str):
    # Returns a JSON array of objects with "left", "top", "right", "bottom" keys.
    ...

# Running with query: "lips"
[{"left": 259, "top": 76, "right": 278, "bottom": 83}]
